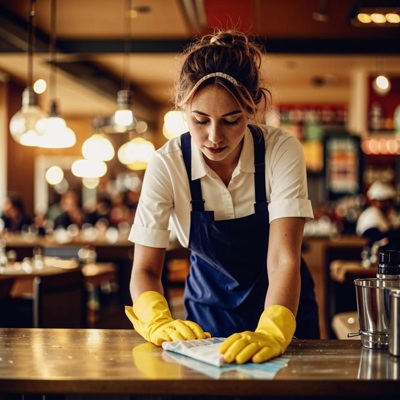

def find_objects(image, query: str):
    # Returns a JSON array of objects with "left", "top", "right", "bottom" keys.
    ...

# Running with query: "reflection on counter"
[{"left": 358, "top": 347, "right": 400, "bottom": 380}]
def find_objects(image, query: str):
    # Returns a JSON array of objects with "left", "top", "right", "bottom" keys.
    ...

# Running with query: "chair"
[
  {"left": 33, "top": 269, "right": 87, "bottom": 328},
  {"left": 0, "top": 277, "right": 15, "bottom": 298},
  {"left": 0, "top": 277, "right": 16, "bottom": 326}
]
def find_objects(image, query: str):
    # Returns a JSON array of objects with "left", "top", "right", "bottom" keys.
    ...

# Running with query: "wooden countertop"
[{"left": 0, "top": 329, "right": 399, "bottom": 398}]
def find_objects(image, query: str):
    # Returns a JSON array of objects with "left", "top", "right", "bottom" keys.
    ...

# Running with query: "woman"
[{"left": 125, "top": 29, "right": 319, "bottom": 364}]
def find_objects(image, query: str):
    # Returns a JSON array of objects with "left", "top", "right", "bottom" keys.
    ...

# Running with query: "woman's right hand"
[{"left": 125, "top": 291, "right": 210, "bottom": 346}]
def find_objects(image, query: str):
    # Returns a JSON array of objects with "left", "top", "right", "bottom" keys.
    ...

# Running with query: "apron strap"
[
  {"left": 248, "top": 125, "right": 268, "bottom": 210},
  {"left": 181, "top": 127, "right": 267, "bottom": 212},
  {"left": 181, "top": 132, "right": 205, "bottom": 211}
]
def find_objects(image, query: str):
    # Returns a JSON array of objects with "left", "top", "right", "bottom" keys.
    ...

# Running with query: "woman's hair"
[{"left": 175, "top": 29, "right": 271, "bottom": 119}]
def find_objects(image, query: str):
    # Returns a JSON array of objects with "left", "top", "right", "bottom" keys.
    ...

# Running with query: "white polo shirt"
[{"left": 129, "top": 125, "right": 314, "bottom": 248}]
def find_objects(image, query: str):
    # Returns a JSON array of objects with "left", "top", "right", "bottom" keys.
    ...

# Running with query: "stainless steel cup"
[{"left": 354, "top": 278, "right": 400, "bottom": 349}]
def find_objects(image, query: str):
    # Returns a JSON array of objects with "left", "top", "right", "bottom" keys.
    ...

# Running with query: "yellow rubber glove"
[
  {"left": 125, "top": 290, "right": 211, "bottom": 346},
  {"left": 219, "top": 305, "right": 296, "bottom": 364}
]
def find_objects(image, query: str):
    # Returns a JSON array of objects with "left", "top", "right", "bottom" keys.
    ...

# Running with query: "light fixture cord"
[
  {"left": 49, "top": 0, "right": 57, "bottom": 104},
  {"left": 123, "top": 0, "right": 132, "bottom": 92},
  {"left": 27, "top": 0, "right": 36, "bottom": 87}
]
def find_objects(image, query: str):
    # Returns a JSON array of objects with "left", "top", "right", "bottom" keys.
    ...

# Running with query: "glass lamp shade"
[
  {"left": 45, "top": 165, "right": 64, "bottom": 186},
  {"left": 115, "top": 109, "right": 136, "bottom": 127},
  {"left": 112, "top": 90, "right": 137, "bottom": 133},
  {"left": 71, "top": 159, "right": 107, "bottom": 178},
  {"left": 372, "top": 75, "right": 391, "bottom": 95},
  {"left": 82, "top": 134, "right": 115, "bottom": 161},
  {"left": 163, "top": 110, "right": 188, "bottom": 139},
  {"left": 36, "top": 116, "right": 77, "bottom": 148},
  {"left": 118, "top": 137, "right": 155, "bottom": 170},
  {"left": 9, "top": 87, "right": 47, "bottom": 146}
]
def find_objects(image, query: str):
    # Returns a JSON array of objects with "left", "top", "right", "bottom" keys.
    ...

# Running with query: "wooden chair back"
[
  {"left": 33, "top": 269, "right": 86, "bottom": 328},
  {"left": 0, "top": 277, "right": 15, "bottom": 298}
]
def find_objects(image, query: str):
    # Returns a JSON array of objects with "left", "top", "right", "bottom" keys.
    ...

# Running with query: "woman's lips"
[{"left": 206, "top": 146, "right": 226, "bottom": 154}]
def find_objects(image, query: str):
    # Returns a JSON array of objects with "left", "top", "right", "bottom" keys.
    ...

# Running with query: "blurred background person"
[
  {"left": 52, "top": 189, "right": 86, "bottom": 229},
  {"left": 0, "top": 192, "right": 32, "bottom": 233},
  {"left": 85, "top": 194, "right": 113, "bottom": 228},
  {"left": 356, "top": 180, "right": 400, "bottom": 266},
  {"left": 356, "top": 181, "right": 398, "bottom": 243}
]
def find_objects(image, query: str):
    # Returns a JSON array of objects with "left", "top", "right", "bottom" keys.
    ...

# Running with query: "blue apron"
[{"left": 180, "top": 126, "right": 320, "bottom": 339}]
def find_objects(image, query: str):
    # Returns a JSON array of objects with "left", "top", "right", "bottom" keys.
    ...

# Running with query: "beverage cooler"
[{"left": 323, "top": 131, "right": 363, "bottom": 201}]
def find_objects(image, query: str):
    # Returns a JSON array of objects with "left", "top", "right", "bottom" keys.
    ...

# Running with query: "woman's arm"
[
  {"left": 265, "top": 216, "right": 305, "bottom": 316},
  {"left": 129, "top": 244, "right": 166, "bottom": 302},
  {"left": 127, "top": 243, "right": 211, "bottom": 345}
]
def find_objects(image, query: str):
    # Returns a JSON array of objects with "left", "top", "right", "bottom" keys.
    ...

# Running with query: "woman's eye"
[
  {"left": 224, "top": 119, "right": 240, "bottom": 125},
  {"left": 195, "top": 119, "right": 208, "bottom": 125}
]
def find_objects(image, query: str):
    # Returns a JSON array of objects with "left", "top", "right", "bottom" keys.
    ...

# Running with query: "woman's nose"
[{"left": 208, "top": 124, "right": 223, "bottom": 144}]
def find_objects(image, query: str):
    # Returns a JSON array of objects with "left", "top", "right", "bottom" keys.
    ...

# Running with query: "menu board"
[{"left": 324, "top": 134, "right": 362, "bottom": 200}]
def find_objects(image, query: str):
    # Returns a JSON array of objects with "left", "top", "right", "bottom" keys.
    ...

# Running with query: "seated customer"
[
  {"left": 356, "top": 181, "right": 398, "bottom": 243},
  {"left": 0, "top": 192, "right": 32, "bottom": 232},
  {"left": 356, "top": 181, "right": 400, "bottom": 265},
  {"left": 53, "top": 190, "right": 86, "bottom": 229}
]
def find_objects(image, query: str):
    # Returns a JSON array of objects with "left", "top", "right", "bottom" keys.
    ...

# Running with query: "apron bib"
[{"left": 180, "top": 126, "right": 320, "bottom": 338}]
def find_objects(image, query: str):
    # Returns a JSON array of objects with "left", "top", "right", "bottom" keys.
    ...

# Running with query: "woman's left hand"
[{"left": 219, "top": 305, "right": 296, "bottom": 364}]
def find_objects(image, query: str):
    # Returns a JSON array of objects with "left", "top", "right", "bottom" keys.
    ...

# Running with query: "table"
[
  {"left": 2, "top": 234, "right": 134, "bottom": 304},
  {"left": 0, "top": 329, "right": 399, "bottom": 399},
  {"left": 0, "top": 261, "right": 116, "bottom": 297},
  {"left": 0, "top": 262, "right": 117, "bottom": 327},
  {"left": 330, "top": 260, "right": 377, "bottom": 284}
]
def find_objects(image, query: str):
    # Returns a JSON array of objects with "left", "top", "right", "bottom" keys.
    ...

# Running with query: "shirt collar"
[{"left": 190, "top": 127, "right": 255, "bottom": 180}]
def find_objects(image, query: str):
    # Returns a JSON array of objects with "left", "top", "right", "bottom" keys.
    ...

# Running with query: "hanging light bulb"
[
  {"left": 37, "top": 0, "right": 76, "bottom": 148},
  {"left": 110, "top": 0, "right": 137, "bottom": 133},
  {"left": 118, "top": 137, "right": 155, "bottom": 170},
  {"left": 113, "top": 89, "right": 137, "bottom": 132},
  {"left": 36, "top": 101, "right": 76, "bottom": 148},
  {"left": 9, "top": 0, "right": 47, "bottom": 146},
  {"left": 71, "top": 159, "right": 108, "bottom": 178},
  {"left": 45, "top": 165, "right": 64, "bottom": 186},
  {"left": 163, "top": 110, "right": 188, "bottom": 139},
  {"left": 82, "top": 133, "right": 115, "bottom": 161},
  {"left": 372, "top": 56, "right": 391, "bottom": 96},
  {"left": 373, "top": 74, "right": 391, "bottom": 95}
]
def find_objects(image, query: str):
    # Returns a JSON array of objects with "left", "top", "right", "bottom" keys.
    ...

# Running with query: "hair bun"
[{"left": 209, "top": 30, "right": 247, "bottom": 48}]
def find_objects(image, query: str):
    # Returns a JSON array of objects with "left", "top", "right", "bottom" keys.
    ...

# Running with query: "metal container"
[
  {"left": 389, "top": 289, "right": 400, "bottom": 357},
  {"left": 354, "top": 278, "right": 400, "bottom": 349}
]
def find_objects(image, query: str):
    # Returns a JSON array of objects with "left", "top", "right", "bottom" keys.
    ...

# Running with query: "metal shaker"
[
  {"left": 354, "top": 250, "right": 400, "bottom": 349},
  {"left": 377, "top": 250, "right": 400, "bottom": 281}
]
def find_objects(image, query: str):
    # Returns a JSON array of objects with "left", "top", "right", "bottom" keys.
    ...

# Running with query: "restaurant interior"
[{"left": 1, "top": 0, "right": 400, "bottom": 341}]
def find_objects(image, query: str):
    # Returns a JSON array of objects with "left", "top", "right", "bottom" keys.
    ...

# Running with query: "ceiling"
[{"left": 0, "top": 0, "right": 399, "bottom": 122}]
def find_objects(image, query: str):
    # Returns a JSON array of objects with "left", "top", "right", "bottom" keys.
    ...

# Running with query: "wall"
[{"left": 0, "top": 82, "right": 7, "bottom": 205}]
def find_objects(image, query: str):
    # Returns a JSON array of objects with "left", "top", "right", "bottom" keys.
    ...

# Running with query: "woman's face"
[{"left": 185, "top": 84, "right": 249, "bottom": 166}]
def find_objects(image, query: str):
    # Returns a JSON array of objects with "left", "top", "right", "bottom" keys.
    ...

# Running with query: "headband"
[{"left": 178, "top": 72, "right": 241, "bottom": 106}]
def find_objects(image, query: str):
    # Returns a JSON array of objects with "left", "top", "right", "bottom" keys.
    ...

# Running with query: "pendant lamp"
[
  {"left": 107, "top": 0, "right": 137, "bottom": 133},
  {"left": 82, "top": 133, "right": 115, "bottom": 162},
  {"left": 162, "top": 110, "right": 188, "bottom": 139},
  {"left": 71, "top": 159, "right": 108, "bottom": 179},
  {"left": 36, "top": 0, "right": 76, "bottom": 148},
  {"left": 372, "top": 56, "right": 391, "bottom": 96},
  {"left": 9, "top": 0, "right": 47, "bottom": 146},
  {"left": 117, "top": 136, "right": 155, "bottom": 170}
]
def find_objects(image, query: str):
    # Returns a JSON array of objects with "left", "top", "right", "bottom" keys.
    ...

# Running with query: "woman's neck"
[{"left": 204, "top": 140, "right": 243, "bottom": 186}]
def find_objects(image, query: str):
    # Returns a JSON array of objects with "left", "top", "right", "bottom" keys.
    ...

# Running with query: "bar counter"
[{"left": 0, "top": 328, "right": 399, "bottom": 399}]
